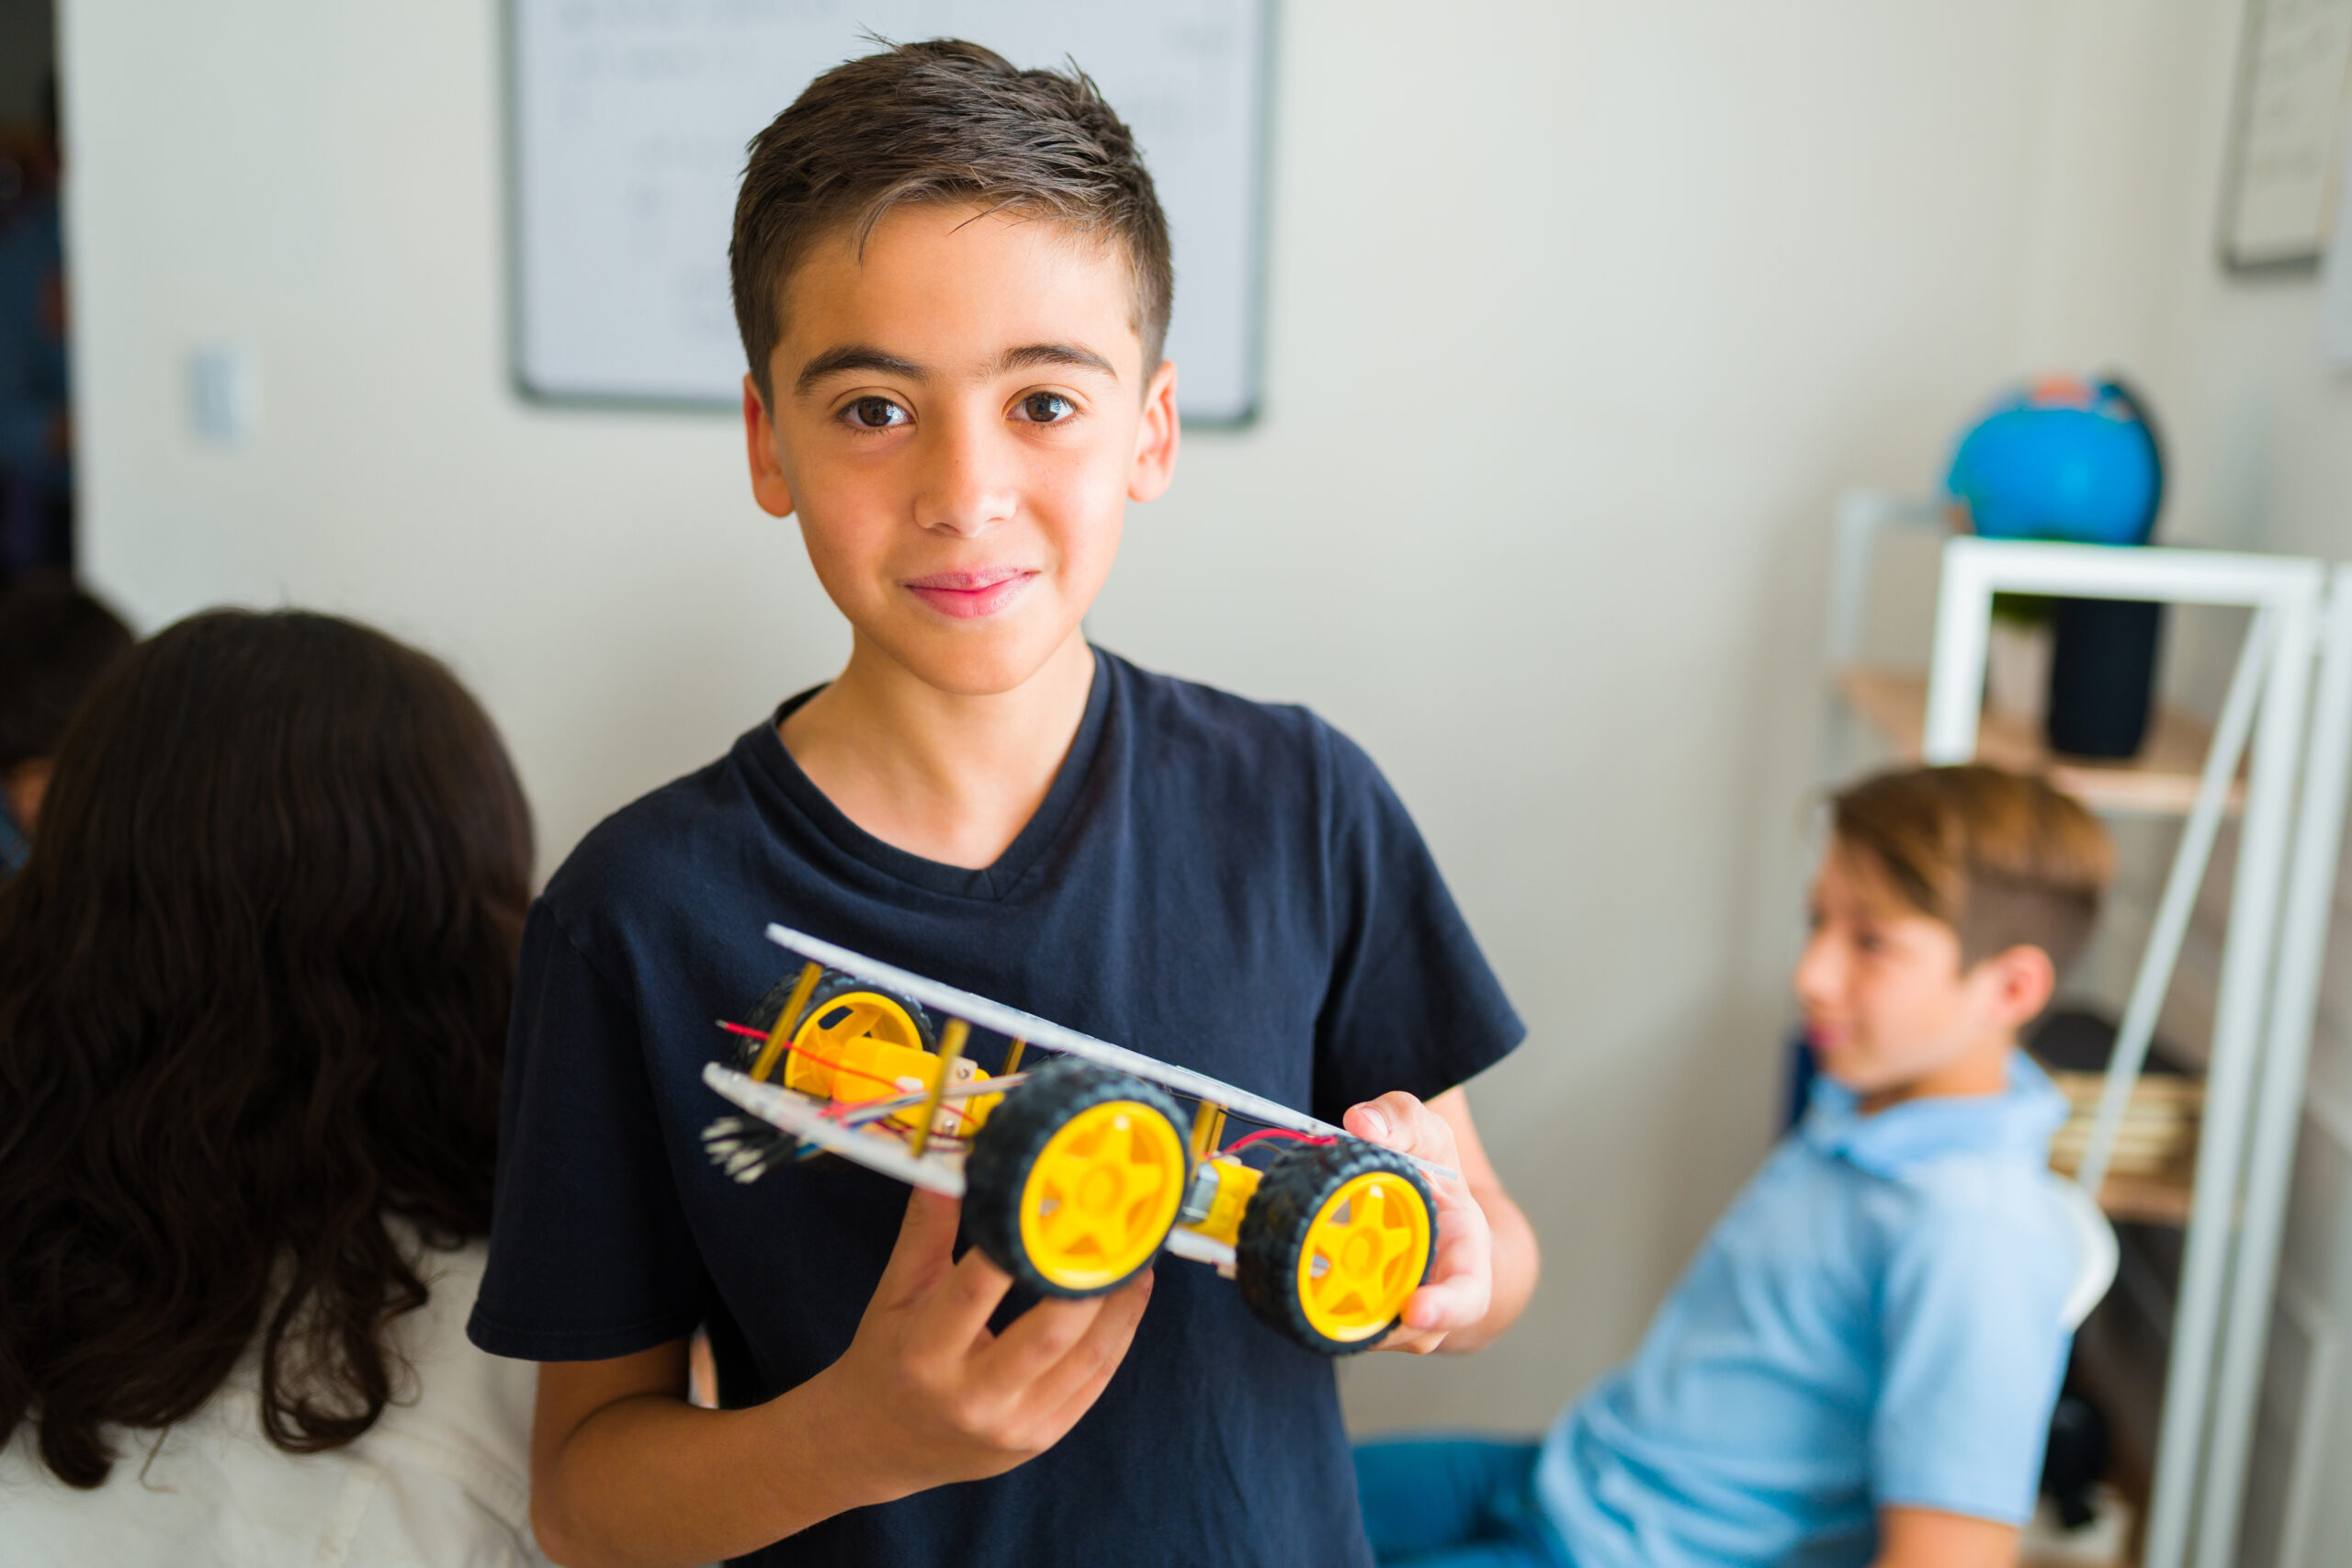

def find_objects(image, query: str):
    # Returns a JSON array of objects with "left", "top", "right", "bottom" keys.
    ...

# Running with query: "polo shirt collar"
[{"left": 1800, "top": 1051, "right": 2070, "bottom": 1179}]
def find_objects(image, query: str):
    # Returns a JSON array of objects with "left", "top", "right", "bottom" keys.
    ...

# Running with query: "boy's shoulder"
[
  {"left": 1101, "top": 649, "right": 1389, "bottom": 802},
  {"left": 1852, "top": 1143, "right": 2080, "bottom": 1314},
  {"left": 535, "top": 731, "right": 768, "bottom": 948},
  {"left": 1105, "top": 649, "right": 1329, "bottom": 751},
  {"left": 1786, "top": 1066, "right": 2078, "bottom": 1278}
]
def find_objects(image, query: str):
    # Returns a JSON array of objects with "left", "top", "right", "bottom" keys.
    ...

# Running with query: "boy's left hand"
[{"left": 1342, "top": 1090, "right": 1493, "bottom": 1355}]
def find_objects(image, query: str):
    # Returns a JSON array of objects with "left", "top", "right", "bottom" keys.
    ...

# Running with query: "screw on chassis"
[{"left": 702, "top": 925, "right": 1451, "bottom": 1353}]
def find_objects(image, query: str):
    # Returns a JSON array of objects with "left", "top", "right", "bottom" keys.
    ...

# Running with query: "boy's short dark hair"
[
  {"left": 729, "top": 38, "right": 1174, "bottom": 403},
  {"left": 1831, "top": 763, "right": 2113, "bottom": 974},
  {"left": 0, "top": 575, "right": 131, "bottom": 770}
]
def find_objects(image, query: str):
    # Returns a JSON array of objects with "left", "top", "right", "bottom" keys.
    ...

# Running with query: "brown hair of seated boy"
[{"left": 1799, "top": 765, "right": 2114, "bottom": 1113}]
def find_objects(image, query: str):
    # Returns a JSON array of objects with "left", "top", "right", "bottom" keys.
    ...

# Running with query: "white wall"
[{"left": 61, "top": 0, "right": 2151, "bottom": 1435}]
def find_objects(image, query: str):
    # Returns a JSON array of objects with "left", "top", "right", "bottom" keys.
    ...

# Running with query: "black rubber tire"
[
  {"left": 965, "top": 1059, "right": 1191, "bottom": 1299},
  {"left": 737, "top": 968, "right": 936, "bottom": 1073},
  {"left": 1236, "top": 1139, "right": 1435, "bottom": 1355}
]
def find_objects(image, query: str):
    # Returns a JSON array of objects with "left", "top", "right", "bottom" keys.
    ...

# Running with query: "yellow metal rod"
[
  {"left": 1002, "top": 1038, "right": 1025, "bottom": 1075},
  {"left": 1189, "top": 1100, "right": 1227, "bottom": 1159},
  {"left": 908, "top": 1018, "right": 969, "bottom": 1160},
  {"left": 750, "top": 962, "right": 823, "bottom": 1083}
]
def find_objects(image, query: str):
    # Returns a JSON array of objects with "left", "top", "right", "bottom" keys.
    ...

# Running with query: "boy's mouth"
[
  {"left": 1803, "top": 1022, "right": 1851, "bottom": 1054},
  {"left": 902, "top": 568, "right": 1038, "bottom": 620}
]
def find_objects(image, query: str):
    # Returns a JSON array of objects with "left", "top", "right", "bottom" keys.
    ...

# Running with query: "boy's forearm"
[
  {"left": 535, "top": 1364, "right": 887, "bottom": 1568},
  {"left": 1869, "top": 1506, "right": 2019, "bottom": 1568}
]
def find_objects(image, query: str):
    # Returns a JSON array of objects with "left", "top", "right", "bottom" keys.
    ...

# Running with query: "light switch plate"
[{"left": 188, "top": 344, "right": 261, "bottom": 445}]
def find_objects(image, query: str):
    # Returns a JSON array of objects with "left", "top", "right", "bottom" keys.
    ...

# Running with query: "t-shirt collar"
[
  {"left": 1800, "top": 1050, "right": 2070, "bottom": 1178},
  {"left": 738, "top": 645, "right": 1115, "bottom": 902}
]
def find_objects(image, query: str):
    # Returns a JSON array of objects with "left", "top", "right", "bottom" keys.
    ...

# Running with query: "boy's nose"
[
  {"left": 912, "top": 411, "right": 1019, "bottom": 537},
  {"left": 1792, "top": 931, "right": 1841, "bottom": 1006}
]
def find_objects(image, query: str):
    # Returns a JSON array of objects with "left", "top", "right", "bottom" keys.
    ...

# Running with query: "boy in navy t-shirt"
[{"left": 468, "top": 40, "right": 1538, "bottom": 1568}]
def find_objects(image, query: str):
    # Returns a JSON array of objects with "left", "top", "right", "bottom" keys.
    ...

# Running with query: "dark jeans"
[{"left": 1352, "top": 1438, "right": 1571, "bottom": 1568}]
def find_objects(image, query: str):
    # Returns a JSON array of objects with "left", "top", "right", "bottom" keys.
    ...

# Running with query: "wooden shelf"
[
  {"left": 1834, "top": 668, "right": 2241, "bottom": 818},
  {"left": 2086, "top": 1167, "right": 2196, "bottom": 1228}
]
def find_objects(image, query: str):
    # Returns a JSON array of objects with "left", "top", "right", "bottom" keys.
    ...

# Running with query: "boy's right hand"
[
  {"left": 527, "top": 1191, "right": 1150, "bottom": 1567},
  {"left": 820, "top": 1188, "right": 1153, "bottom": 1500}
]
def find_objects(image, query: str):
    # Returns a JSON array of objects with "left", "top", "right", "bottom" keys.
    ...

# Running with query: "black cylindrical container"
[{"left": 2045, "top": 596, "right": 2164, "bottom": 758}]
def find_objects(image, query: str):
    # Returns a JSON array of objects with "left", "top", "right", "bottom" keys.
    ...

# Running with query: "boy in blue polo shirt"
[
  {"left": 467, "top": 39, "right": 1540, "bottom": 1568},
  {"left": 1354, "top": 764, "right": 2110, "bottom": 1568}
]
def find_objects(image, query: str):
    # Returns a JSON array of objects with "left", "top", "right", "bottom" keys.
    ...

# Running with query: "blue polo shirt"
[{"left": 1533, "top": 1056, "right": 2078, "bottom": 1567}]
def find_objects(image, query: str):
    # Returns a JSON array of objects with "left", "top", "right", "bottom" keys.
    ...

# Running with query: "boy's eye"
[
  {"left": 1012, "top": 391, "right": 1077, "bottom": 424},
  {"left": 842, "top": 396, "right": 910, "bottom": 430}
]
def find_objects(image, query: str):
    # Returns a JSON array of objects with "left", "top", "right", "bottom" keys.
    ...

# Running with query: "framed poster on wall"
[
  {"left": 507, "top": 1, "right": 1271, "bottom": 424},
  {"left": 2219, "top": 0, "right": 2352, "bottom": 268}
]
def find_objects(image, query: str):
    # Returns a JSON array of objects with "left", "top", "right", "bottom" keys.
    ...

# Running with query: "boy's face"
[
  {"left": 742, "top": 204, "right": 1179, "bottom": 697},
  {"left": 1792, "top": 843, "right": 2049, "bottom": 1104}
]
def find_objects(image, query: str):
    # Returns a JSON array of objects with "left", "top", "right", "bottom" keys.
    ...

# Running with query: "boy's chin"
[
  {"left": 873, "top": 621, "right": 1083, "bottom": 698},
  {"left": 1810, "top": 1048, "right": 1896, "bottom": 1098}
]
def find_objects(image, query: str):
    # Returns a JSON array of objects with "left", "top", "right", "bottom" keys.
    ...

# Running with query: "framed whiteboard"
[{"left": 506, "top": 1, "right": 1270, "bottom": 424}]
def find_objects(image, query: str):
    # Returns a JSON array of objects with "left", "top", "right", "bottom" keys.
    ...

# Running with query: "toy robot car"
[{"left": 702, "top": 925, "right": 1448, "bottom": 1354}]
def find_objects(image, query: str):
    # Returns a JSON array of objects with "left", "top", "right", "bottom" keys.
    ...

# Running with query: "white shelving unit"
[{"left": 1822, "top": 493, "right": 2352, "bottom": 1568}]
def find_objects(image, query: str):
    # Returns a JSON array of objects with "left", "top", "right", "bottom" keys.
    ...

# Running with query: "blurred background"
[{"left": 13, "top": 1, "right": 2352, "bottom": 1561}]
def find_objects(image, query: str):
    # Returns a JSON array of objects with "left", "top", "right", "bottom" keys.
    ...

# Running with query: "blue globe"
[{"left": 1945, "top": 377, "right": 2164, "bottom": 546}]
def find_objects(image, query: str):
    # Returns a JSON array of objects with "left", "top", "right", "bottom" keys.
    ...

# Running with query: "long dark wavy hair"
[{"left": 0, "top": 609, "right": 533, "bottom": 1487}]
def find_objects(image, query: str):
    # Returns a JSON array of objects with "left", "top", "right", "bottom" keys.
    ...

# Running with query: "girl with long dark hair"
[{"left": 0, "top": 609, "right": 542, "bottom": 1564}]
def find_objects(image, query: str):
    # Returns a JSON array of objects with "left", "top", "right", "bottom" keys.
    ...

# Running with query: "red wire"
[{"left": 1217, "top": 1128, "right": 1337, "bottom": 1157}]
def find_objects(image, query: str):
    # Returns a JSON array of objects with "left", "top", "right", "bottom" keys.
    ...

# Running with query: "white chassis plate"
[
  {"left": 704, "top": 1062, "right": 1241, "bottom": 1270},
  {"left": 762, "top": 923, "right": 1459, "bottom": 1184}
]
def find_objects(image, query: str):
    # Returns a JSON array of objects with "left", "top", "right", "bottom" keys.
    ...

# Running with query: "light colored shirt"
[
  {"left": 1534, "top": 1055, "right": 2079, "bottom": 1568},
  {"left": 0, "top": 1238, "right": 547, "bottom": 1568}
]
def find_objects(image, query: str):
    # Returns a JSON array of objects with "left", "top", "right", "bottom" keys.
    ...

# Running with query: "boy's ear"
[
  {"left": 743, "top": 375, "right": 797, "bottom": 519},
  {"left": 1127, "top": 358, "right": 1181, "bottom": 503},
  {"left": 1977, "top": 942, "right": 2058, "bottom": 1031}
]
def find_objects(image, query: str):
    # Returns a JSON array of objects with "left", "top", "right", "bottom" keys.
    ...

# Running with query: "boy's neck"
[
  {"left": 778, "top": 629, "right": 1097, "bottom": 870},
  {"left": 1855, "top": 1032, "right": 2018, "bottom": 1116}
]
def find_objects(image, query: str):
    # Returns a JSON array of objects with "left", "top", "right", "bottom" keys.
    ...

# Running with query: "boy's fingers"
[
  {"left": 1402, "top": 1271, "right": 1490, "bottom": 1331},
  {"left": 873, "top": 1189, "right": 966, "bottom": 1308},
  {"left": 1015, "top": 1270, "right": 1152, "bottom": 1422},
  {"left": 1396, "top": 1190, "right": 1491, "bottom": 1332},
  {"left": 922, "top": 1235, "right": 1021, "bottom": 1349},
  {"left": 1342, "top": 1091, "right": 1428, "bottom": 1151},
  {"left": 1404, "top": 1219, "right": 1493, "bottom": 1330},
  {"left": 1375, "top": 1324, "right": 1450, "bottom": 1356},
  {"left": 1025, "top": 1279, "right": 1152, "bottom": 1438},
  {"left": 1344, "top": 1093, "right": 1463, "bottom": 1174},
  {"left": 971, "top": 1289, "right": 1111, "bottom": 1391}
]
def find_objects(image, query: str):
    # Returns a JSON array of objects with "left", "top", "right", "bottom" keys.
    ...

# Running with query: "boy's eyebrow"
[
  {"left": 792, "top": 342, "right": 1118, "bottom": 393},
  {"left": 795, "top": 344, "right": 927, "bottom": 392},
  {"left": 993, "top": 343, "right": 1119, "bottom": 379}
]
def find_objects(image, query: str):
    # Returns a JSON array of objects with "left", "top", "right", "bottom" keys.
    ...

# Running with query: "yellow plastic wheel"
[
  {"left": 1014, "top": 1099, "right": 1188, "bottom": 1293},
  {"left": 797, "top": 989, "right": 924, "bottom": 1054},
  {"left": 777, "top": 980, "right": 932, "bottom": 1099},
  {"left": 1295, "top": 1170, "right": 1434, "bottom": 1344},
  {"left": 1236, "top": 1141, "right": 1435, "bottom": 1354}
]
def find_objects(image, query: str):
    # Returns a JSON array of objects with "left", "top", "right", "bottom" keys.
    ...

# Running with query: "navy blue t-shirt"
[{"left": 469, "top": 649, "right": 1523, "bottom": 1567}]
